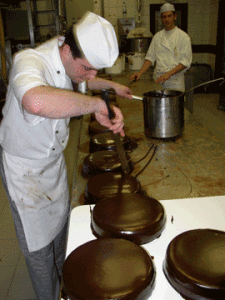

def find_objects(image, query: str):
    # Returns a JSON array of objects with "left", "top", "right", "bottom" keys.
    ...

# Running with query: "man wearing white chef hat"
[
  {"left": 0, "top": 11, "right": 132, "bottom": 300},
  {"left": 131, "top": 3, "right": 192, "bottom": 92}
]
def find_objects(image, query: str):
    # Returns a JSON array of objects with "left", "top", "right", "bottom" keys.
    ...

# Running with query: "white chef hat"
[
  {"left": 73, "top": 11, "right": 119, "bottom": 69},
  {"left": 160, "top": 3, "right": 175, "bottom": 14}
]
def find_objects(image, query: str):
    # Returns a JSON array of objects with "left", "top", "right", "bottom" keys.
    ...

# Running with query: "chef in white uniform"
[
  {"left": 0, "top": 12, "right": 132, "bottom": 300},
  {"left": 130, "top": 3, "right": 192, "bottom": 92}
]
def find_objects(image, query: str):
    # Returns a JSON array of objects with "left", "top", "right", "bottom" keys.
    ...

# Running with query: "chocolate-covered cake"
[
  {"left": 84, "top": 172, "right": 144, "bottom": 204},
  {"left": 88, "top": 120, "right": 111, "bottom": 135},
  {"left": 62, "top": 238, "right": 156, "bottom": 300},
  {"left": 163, "top": 229, "right": 225, "bottom": 300},
  {"left": 89, "top": 132, "right": 138, "bottom": 153},
  {"left": 82, "top": 150, "right": 134, "bottom": 178},
  {"left": 91, "top": 193, "right": 166, "bottom": 245}
]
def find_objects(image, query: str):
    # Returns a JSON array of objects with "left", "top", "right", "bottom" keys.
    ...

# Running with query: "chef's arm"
[
  {"left": 130, "top": 60, "right": 152, "bottom": 81},
  {"left": 22, "top": 85, "right": 125, "bottom": 135},
  {"left": 87, "top": 77, "right": 133, "bottom": 99},
  {"left": 155, "top": 63, "right": 186, "bottom": 84}
]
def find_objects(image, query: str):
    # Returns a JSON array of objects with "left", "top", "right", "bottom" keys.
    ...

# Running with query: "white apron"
[
  {"left": 3, "top": 150, "right": 70, "bottom": 252},
  {"left": 153, "top": 71, "right": 185, "bottom": 92}
]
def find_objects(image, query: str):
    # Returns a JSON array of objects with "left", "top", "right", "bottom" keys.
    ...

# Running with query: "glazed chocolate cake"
[
  {"left": 88, "top": 120, "right": 111, "bottom": 136},
  {"left": 62, "top": 238, "right": 156, "bottom": 300},
  {"left": 91, "top": 193, "right": 166, "bottom": 245},
  {"left": 84, "top": 172, "right": 144, "bottom": 204},
  {"left": 163, "top": 229, "right": 225, "bottom": 300},
  {"left": 89, "top": 132, "right": 138, "bottom": 153},
  {"left": 82, "top": 150, "right": 134, "bottom": 178}
]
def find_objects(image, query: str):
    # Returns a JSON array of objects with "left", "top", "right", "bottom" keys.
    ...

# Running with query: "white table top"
[{"left": 66, "top": 195, "right": 225, "bottom": 300}]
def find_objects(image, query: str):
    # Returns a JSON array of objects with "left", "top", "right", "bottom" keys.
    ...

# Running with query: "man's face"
[
  {"left": 66, "top": 56, "right": 98, "bottom": 84},
  {"left": 161, "top": 11, "right": 177, "bottom": 31}
]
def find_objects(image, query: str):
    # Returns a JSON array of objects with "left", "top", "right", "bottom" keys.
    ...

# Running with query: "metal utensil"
[
  {"left": 131, "top": 77, "right": 225, "bottom": 101},
  {"left": 102, "top": 90, "right": 130, "bottom": 174}
]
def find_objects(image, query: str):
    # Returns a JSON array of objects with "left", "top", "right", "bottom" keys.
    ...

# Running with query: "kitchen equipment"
[
  {"left": 125, "top": 37, "right": 151, "bottom": 54},
  {"left": 105, "top": 55, "right": 124, "bottom": 74},
  {"left": 127, "top": 52, "right": 145, "bottom": 70},
  {"left": 102, "top": 90, "right": 131, "bottom": 174},
  {"left": 131, "top": 78, "right": 225, "bottom": 139}
]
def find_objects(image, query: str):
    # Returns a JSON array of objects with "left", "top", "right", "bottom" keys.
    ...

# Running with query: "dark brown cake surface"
[
  {"left": 91, "top": 193, "right": 166, "bottom": 244},
  {"left": 84, "top": 172, "right": 142, "bottom": 204},
  {"left": 89, "top": 132, "right": 138, "bottom": 153},
  {"left": 82, "top": 150, "right": 134, "bottom": 178},
  {"left": 63, "top": 238, "right": 156, "bottom": 300},
  {"left": 88, "top": 120, "right": 110, "bottom": 135},
  {"left": 163, "top": 229, "right": 225, "bottom": 300}
]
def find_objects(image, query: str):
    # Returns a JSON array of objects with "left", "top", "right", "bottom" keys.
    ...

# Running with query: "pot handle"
[
  {"left": 132, "top": 95, "right": 143, "bottom": 100},
  {"left": 185, "top": 77, "right": 225, "bottom": 94}
]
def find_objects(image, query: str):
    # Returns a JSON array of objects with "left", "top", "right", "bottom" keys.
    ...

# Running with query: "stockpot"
[{"left": 132, "top": 78, "right": 225, "bottom": 139}]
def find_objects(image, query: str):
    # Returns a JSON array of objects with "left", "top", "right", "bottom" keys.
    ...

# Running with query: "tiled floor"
[{"left": 0, "top": 90, "right": 225, "bottom": 299}]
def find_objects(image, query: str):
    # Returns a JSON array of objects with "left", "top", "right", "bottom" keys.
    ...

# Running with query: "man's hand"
[
  {"left": 95, "top": 103, "right": 125, "bottom": 136},
  {"left": 113, "top": 83, "right": 133, "bottom": 99},
  {"left": 155, "top": 72, "right": 171, "bottom": 84},
  {"left": 130, "top": 72, "right": 141, "bottom": 81}
]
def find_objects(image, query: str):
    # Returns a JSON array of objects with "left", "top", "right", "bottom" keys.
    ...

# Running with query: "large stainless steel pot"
[
  {"left": 143, "top": 90, "right": 184, "bottom": 138},
  {"left": 132, "top": 78, "right": 225, "bottom": 139},
  {"left": 125, "top": 37, "right": 151, "bottom": 53}
]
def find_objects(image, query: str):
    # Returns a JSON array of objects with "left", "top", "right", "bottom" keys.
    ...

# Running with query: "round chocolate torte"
[
  {"left": 163, "top": 229, "right": 225, "bottom": 300},
  {"left": 62, "top": 238, "right": 156, "bottom": 300},
  {"left": 91, "top": 193, "right": 166, "bottom": 245},
  {"left": 88, "top": 120, "right": 111, "bottom": 136},
  {"left": 82, "top": 150, "right": 134, "bottom": 178},
  {"left": 89, "top": 132, "right": 138, "bottom": 153},
  {"left": 84, "top": 172, "right": 144, "bottom": 204}
]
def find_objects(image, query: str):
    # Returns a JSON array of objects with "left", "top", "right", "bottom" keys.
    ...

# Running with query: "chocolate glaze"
[
  {"left": 89, "top": 132, "right": 138, "bottom": 153},
  {"left": 163, "top": 229, "right": 225, "bottom": 300},
  {"left": 62, "top": 238, "right": 156, "bottom": 300},
  {"left": 84, "top": 172, "right": 145, "bottom": 204},
  {"left": 88, "top": 120, "right": 111, "bottom": 136},
  {"left": 82, "top": 150, "right": 134, "bottom": 178},
  {"left": 91, "top": 193, "right": 166, "bottom": 245}
]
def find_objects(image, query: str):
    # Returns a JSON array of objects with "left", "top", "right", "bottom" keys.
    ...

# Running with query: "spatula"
[{"left": 101, "top": 90, "right": 130, "bottom": 174}]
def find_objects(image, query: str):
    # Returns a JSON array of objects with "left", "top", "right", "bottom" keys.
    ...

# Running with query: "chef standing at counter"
[
  {"left": 0, "top": 12, "right": 132, "bottom": 300},
  {"left": 130, "top": 3, "right": 192, "bottom": 92}
]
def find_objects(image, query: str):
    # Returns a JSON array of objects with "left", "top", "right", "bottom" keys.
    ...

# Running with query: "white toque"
[
  {"left": 73, "top": 11, "right": 119, "bottom": 69},
  {"left": 160, "top": 3, "right": 175, "bottom": 14}
]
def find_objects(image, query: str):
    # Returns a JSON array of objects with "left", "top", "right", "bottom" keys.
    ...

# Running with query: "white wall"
[{"left": 91, "top": 0, "right": 219, "bottom": 71}]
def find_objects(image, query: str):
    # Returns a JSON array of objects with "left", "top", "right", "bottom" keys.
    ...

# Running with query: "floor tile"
[
  {"left": 0, "top": 239, "right": 21, "bottom": 267},
  {"left": 0, "top": 201, "right": 7, "bottom": 217},
  {"left": 0, "top": 202, "right": 17, "bottom": 240},
  {"left": 6, "top": 265, "right": 36, "bottom": 300},
  {"left": 0, "top": 266, "right": 15, "bottom": 300},
  {"left": 0, "top": 178, "right": 8, "bottom": 214},
  {"left": 17, "top": 252, "right": 27, "bottom": 266}
]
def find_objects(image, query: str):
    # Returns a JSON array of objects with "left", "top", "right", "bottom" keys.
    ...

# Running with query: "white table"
[{"left": 66, "top": 196, "right": 225, "bottom": 299}]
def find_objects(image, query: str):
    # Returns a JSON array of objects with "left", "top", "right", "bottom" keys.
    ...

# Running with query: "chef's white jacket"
[
  {"left": 0, "top": 37, "right": 79, "bottom": 252},
  {"left": 145, "top": 27, "right": 192, "bottom": 92}
]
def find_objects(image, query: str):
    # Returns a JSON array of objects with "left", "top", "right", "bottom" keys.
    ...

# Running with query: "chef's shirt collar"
[{"left": 52, "top": 36, "right": 67, "bottom": 77}]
